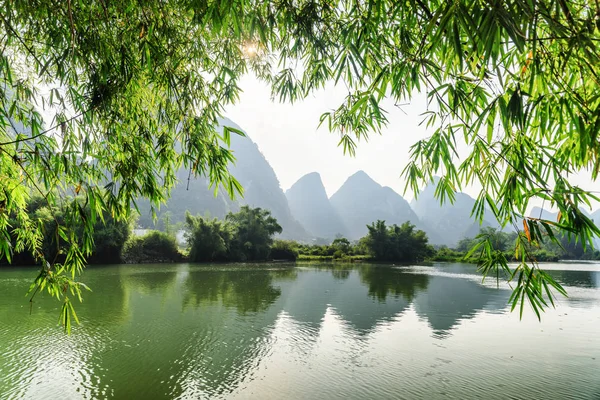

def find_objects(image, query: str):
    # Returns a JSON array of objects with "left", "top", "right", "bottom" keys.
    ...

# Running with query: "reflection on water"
[
  {"left": 182, "top": 268, "right": 293, "bottom": 314},
  {"left": 0, "top": 263, "right": 599, "bottom": 399}
]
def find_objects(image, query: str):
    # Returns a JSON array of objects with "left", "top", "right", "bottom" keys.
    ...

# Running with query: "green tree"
[
  {"left": 3, "top": 1, "right": 599, "bottom": 326},
  {"left": 364, "top": 220, "right": 433, "bottom": 262},
  {"left": 86, "top": 212, "right": 132, "bottom": 264},
  {"left": 227, "top": 206, "right": 282, "bottom": 261},
  {"left": 331, "top": 237, "right": 351, "bottom": 256},
  {"left": 477, "top": 227, "right": 511, "bottom": 252},
  {"left": 122, "top": 231, "right": 181, "bottom": 264},
  {"left": 185, "top": 213, "right": 233, "bottom": 262},
  {"left": 364, "top": 220, "right": 390, "bottom": 261},
  {"left": 4, "top": 196, "right": 131, "bottom": 265}
]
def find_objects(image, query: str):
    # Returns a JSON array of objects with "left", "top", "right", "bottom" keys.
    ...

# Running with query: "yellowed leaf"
[{"left": 523, "top": 219, "right": 531, "bottom": 242}]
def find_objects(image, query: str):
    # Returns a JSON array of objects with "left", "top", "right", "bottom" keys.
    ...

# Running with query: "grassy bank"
[{"left": 296, "top": 254, "right": 371, "bottom": 262}]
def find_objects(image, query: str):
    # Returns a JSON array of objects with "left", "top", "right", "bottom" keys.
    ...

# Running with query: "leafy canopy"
[{"left": 1, "top": 0, "right": 599, "bottom": 328}]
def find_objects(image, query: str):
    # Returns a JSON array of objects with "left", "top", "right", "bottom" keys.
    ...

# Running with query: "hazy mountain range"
[
  {"left": 529, "top": 206, "right": 600, "bottom": 224},
  {"left": 136, "top": 119, "right": 527, "bottom": 247},
  {"left": 410, "top": 178, "right": 501, "bottom": 246}
]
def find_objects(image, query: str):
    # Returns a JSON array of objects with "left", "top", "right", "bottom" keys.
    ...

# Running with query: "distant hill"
[
  {"left": 329, "top": 171, "right": 424, "bottom": 240},
  {"left": 529, "top": 206, "right": 600, "bottom": 251},
  {"left": 528, "top": 206, "right": 559, "bottom": 221},
  {"left": 529, "top": 206, "right": 600, "bottom": 247},
  {"left": 591, "top": 209, "right": 600, "bottom": 227},
  {"left": 529, "top": 206, "right": 596, "bottom": 221},
  {"left": 410, "top": 179, "right": 498, "bottom": 247},
  {"left": 136, "top": 118, "right": 310, "bottom": 240},
  {"left": 285, "top": 172, "right": 348, "bottom": 240}
]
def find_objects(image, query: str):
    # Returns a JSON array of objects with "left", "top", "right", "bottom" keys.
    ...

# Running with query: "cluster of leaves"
[
  {"left": 457, "top": 223, "right": 600, "bottom": 319},
  {"left": 1, "top": 0, "right": 249, "bottom": 330},
  {"left": 185, "top": 206, "right": 282, "bottom": 262},
  {"left": 1, "top": 195, "right": 133, "bottom": 266},
  {"left": 456, "top": 226, "right": 600, "bottom": 263},
  {"left": 262, "top": 0, "right": 600, "bottom": 313}
]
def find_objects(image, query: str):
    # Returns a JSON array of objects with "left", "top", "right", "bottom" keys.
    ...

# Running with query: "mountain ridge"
[
  {"left": 285, "top": 172, "right": 348, "bottom": 240},
  {"left": 410, "top": 178, "right": 499, "bottom": 247},
  {"left": 329, "top": 170, "right": 425, "bottom": 240}
]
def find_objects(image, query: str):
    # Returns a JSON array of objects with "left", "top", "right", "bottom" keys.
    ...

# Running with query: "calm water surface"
[{"left": 0, "top": 262, "right": 599, "bottom": 399}]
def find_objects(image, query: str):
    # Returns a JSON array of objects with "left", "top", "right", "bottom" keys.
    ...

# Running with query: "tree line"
[
  {"left": 437, "top": 227, "right": 600, "bottom": 263},
  {"left": 4, "top": 197, "right": 597, "bottom": 267},
  {"left": 149, "top": 210, "right": 434, "bottom": 264},
  {"left": 1, "top": 197, "right": 434, "bottom": 264}
]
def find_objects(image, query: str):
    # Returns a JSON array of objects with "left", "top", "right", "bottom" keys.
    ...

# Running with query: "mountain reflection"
[
  {"left": 171, "top": 264, "right": 511, "bottom": 340},
  {"left": 413, "top": 273, "right": 508, "bottom": 338},
  {"left": 275, "top": 266, "right": 419, "bottom": 334},
  {"left": 275, "top": 264, "right": 508, "bottom": 338},
  {"left": 87, "top": 263, "right": 600, "bottom": 398}
]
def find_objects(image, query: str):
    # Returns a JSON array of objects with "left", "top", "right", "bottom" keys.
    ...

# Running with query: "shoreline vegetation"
[{"left": 2, "top": 200, "right": 600, "bottom": 268}]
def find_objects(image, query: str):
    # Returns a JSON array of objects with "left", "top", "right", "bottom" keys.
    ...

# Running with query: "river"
[{"left": 0, "top": 262, "right": 599, "bottom": 399}]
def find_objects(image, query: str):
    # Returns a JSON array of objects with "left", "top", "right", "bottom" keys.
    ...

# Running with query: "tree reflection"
[
  {"left": 358, "top": 265, "right": 429, "bottom": 302},
  {"left": 183, "top": 268, "right": 294, "bottom": 314},
  {"left": 119, "top": 266, "right": 179, "bottom": 293},
  {"left": 550, "top": 269, "right": 599, "bottom": 288},
  {"left": 297, "top": 262, "right": 352, "bottom": 281},
  {"left": 331, "top": 268, "right": 351, "bottom": 280}
]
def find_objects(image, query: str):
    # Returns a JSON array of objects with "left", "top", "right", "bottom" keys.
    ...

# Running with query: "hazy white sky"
[
  {"left": 226, "top": 74, "right": 599, "bottom": 210},
  {"left": 226, "top": 75, "right": 434, "bottom": 200}
]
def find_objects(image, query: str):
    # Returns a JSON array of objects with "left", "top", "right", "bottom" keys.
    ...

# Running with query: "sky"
[
  {"left": 226, "top": 74, "right": 599, "bottom": 211},
  {"left": 33, "top": 71, "right": 598, "bottom": 210},
  {"left": 225, "top": 75, "right": 435, "bottom": 200}
]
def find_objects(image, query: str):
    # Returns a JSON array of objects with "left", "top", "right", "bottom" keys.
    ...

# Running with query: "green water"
[{"left": 0, "top": 262, "right": 599, "bottom": 399}]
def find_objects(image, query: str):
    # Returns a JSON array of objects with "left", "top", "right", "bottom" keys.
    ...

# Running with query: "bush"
[
  {"left": 185, "top": 207, "right": 283, "bottom": 262},
  {"left": 333, "top": 250, "right": 344, "bottom": 259},
  {"left": 270, "top": 240, "right": 298, "bottom": 261},
  {"left": 122, "top": 231, "right": 182, "bottom": 263},
  {"left": 530, "top": 249, "right": 560, "bottom": 262},
  {"left": 1, "top": 195, "right": 133, "bottom": 266}
]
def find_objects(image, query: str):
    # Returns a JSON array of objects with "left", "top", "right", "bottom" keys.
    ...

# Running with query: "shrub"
[
  {"left": 122, "top": 231, "right": 182, "bottom": 263},
  {"left": 270, "top": 240, "right": 298, "bottom": 261}
]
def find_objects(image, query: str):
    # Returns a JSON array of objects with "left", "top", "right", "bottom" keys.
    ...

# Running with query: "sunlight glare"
[{"left": 242, "top": 41, "right": 259, "bottom": 58}]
